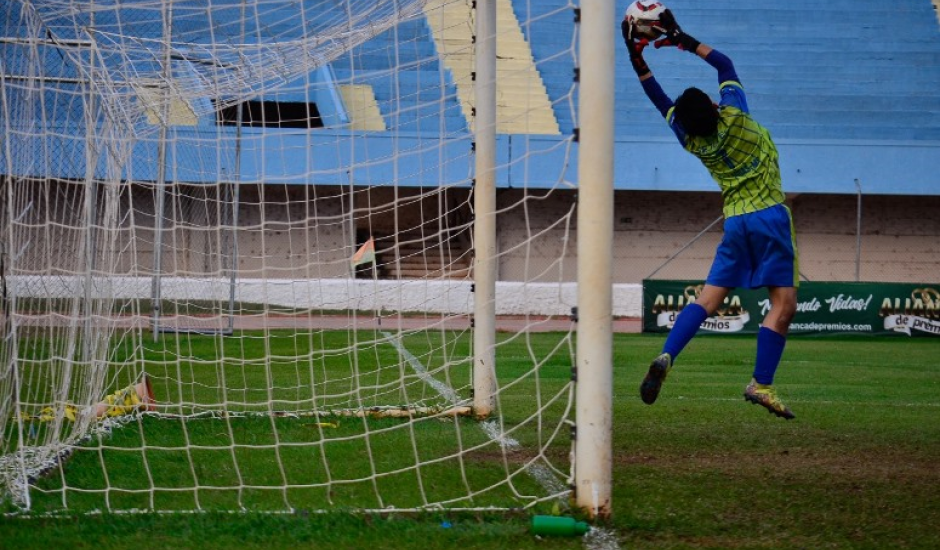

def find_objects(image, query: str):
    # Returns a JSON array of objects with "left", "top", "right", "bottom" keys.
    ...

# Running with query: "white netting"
[
  {"left": 0, "top": 0, "right": 584, "bottom": 513},
  {"left": 21, "top": 0, "right": 429, "bottom": 124}
]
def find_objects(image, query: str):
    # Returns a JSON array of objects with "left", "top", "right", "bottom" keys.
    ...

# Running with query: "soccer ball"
[{"left": 624, "top": 0, "right": 667, "bottom": 40}]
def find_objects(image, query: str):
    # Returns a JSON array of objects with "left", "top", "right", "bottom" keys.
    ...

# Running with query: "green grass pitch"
[{"left": 2, "top": 332, "right": 939, "bottom": 549}]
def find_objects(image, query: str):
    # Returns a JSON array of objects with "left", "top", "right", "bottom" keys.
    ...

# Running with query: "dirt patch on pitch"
[{"left": 614, "top": 447, "right": 940, "bottom": 483}]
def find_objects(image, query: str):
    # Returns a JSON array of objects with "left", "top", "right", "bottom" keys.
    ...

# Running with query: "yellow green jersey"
[
  {"left": 640, "top": 49, "right": 786, "bottom": 219},
  {"left": 666, "top": 81, "right": 786, "bottom": 218}
]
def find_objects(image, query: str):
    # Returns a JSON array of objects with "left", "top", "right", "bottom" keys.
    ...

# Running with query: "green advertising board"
[{"left": 642, "top": 280, "right": 940, "bottom": 337}]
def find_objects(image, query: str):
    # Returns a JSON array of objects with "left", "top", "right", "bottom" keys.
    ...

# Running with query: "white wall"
[{"left": 8, "top": 276, "right": 644, "bottom": 317}]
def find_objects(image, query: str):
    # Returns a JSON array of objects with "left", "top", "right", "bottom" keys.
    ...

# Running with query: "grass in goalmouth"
[
  {"left": 2, "top": 333, "right": 939, "bottom": 550},
  {"left": 4, "top": 329, "right": 577, "bottom": 513}
]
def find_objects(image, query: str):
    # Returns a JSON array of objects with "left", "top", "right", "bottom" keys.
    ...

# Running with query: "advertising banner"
[{"left": 642, "top": 280, "right": 940, "bottom": 337}]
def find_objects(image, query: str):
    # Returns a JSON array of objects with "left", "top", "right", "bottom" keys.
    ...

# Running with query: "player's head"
[{"left": 674, "top": 87, "right": 718, "bottom": 137}]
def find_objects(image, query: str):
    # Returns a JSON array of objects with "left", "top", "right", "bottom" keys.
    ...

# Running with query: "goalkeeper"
[{"left": 622, "top": 9, "right": 799, "bottom": 419}]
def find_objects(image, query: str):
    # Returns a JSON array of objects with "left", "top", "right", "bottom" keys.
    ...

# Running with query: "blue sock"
[
  {"left": 662, "top": 303, "right": 708, "bottom": 360},
  {"left": 753, "top": 326, "right": 787, "bottom": 385}
]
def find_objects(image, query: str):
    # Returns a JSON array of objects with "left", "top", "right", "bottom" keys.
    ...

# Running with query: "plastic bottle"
[{"left": 530, "top": 515, "right": 590, "bottom": 536}]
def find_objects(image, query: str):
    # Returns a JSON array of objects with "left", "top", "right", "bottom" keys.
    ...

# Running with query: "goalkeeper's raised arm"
[
  {"left": 620, "top": 17, "right": 673, "bottom": 117},
  {"left": 621, "top": 8, "right": 744, "bottom": 119}
]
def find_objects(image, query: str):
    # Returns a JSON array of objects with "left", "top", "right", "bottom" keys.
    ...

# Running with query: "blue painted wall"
[{"left": 3, "top": 125, "right": 935, "bottom": 196}]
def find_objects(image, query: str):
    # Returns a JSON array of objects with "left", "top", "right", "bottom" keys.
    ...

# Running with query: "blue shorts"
[{"left": 706, "top": 203, "right": 799, "bottom": 289}]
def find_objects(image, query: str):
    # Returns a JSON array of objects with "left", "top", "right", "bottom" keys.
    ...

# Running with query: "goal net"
[{"left": 0, "top": 0, "right": 591, "bottom": 514}]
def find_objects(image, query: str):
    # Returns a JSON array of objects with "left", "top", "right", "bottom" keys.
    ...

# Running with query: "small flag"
[{"left": 351, "top": 237, "right": 376, "bottom": 267}]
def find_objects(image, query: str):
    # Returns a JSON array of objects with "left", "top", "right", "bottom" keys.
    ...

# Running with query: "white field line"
[
  {"left": 383, "top": 332, "right": 622, "bottom": 549},
  {"left": 583, "top": 527, "right": 623, "bottom": 550},
  {"left": 480, "top": 418, "right": 626, "bottom": 550},
  {"left": 380, "top": 332, "right": 461, "bottom": 405},
  {"left": 381, "top": 332, "right": 568, "bottom": 497},
  {"left": 478, "top": 420, "right": 568, "bottom": 496}
]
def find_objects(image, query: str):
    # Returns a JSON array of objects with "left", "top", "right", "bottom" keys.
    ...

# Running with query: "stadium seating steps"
[{"left": 515, "top": 0, "right": 940, "bottom": 142}]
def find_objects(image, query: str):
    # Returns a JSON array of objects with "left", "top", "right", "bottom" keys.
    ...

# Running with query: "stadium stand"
[
  {"left": 4, "top": 0, "right": 938, "bottom": 191},
  {"left": 331, "top": 14, "right": 467, "bottom": 135},
  {"left": 515, "top": 0, "right": 940, "bottom": 195}
]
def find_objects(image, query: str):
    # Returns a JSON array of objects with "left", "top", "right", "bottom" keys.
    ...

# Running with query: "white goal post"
[{"left": 0, "top": 0, "right": 614, "bottom": 518}]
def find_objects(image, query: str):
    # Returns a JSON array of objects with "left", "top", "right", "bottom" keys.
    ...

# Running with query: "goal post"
[
  {"left": 472, "top": 0, "right": 498, "bottom": 420},
  {"left": 0, "top": 0, "right": 613, "bottom": 518},
  {"left": 575, "top": 0, "right": 615, "bottom": 519}
]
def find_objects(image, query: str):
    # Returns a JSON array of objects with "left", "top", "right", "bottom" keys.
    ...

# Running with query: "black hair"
[{"left": 674, "top": 87, "right": 719, "bottom": 137}]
